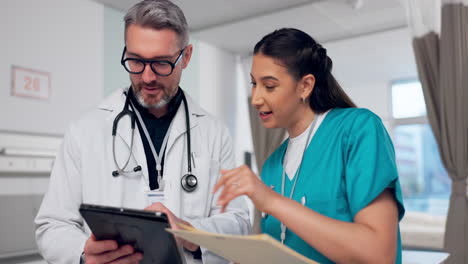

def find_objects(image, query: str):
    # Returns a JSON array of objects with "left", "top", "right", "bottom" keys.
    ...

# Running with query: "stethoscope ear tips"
[{"left": 111, "top": 167, "right": 140, "bottom": 177}]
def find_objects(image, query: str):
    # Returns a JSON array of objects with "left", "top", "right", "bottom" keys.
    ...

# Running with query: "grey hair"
[{"left": 124, "top": 0, "right": 189, "bottom": 48}]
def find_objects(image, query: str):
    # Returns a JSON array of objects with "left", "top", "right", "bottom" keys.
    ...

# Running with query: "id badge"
[{"left": 145, "top": 189, "right": 166, "bottom": 206}]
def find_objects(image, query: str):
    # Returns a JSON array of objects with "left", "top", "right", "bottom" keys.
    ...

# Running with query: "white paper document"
[{"left": 167, "top": 225, "right": 319, "bottom": 264}]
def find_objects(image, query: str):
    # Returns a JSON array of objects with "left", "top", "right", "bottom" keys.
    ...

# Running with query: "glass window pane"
[
  {"left": 392, "top": 81, "right": 427, "bottom": 118},
  {"left": 394, "top": 124, "right": 450, "bottom": 215}
]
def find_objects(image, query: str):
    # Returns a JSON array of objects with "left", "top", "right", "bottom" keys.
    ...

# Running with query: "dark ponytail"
[{"left": 253, "top": 28, "right": 356, "bottom": 113}]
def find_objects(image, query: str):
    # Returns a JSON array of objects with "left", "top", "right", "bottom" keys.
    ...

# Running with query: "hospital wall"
[
  {"left": 0, "top": 0, "right": 104, "bottom": 135},
  {"left": 0, "top": 0, "right": 246, "bottom": 164},
  {"left": 179, "top": 41, "right": 254, "bottom": 168},
  {"left": 103, "top": 6, "right": 128, "bottom": 96},
  {"left": 0, "top": 0, "right": 105, "bottom": 260}
]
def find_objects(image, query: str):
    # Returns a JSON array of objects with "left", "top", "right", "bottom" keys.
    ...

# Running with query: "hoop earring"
[{"left": 301, "top": 97, "right": 306, "bottom": 104}]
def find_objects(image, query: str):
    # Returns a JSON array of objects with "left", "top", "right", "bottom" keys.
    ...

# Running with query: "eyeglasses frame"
[{"left": 120, "top": 46, "right": 186, "bottom": 76}]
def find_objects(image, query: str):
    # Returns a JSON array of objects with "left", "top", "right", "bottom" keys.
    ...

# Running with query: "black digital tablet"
[{"left": 79, "top": 203, "right": 183, "bottom": 264}]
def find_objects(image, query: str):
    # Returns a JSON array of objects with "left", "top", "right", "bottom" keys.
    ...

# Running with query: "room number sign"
[{"left": 11, "top": 65, "right": 51, "bottom": 100}]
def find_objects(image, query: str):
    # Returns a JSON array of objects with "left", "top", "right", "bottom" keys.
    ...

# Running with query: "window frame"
[{"left": 389, "top": 79, "right": 446, "bottom": 251}]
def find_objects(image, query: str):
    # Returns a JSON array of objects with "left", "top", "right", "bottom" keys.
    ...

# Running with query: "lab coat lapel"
[
  {"left": 164, "top": 94, "right": 202, "bottom": 217},
  {"left": 166, "top": 94, "right": 201, "bottom": 154}
]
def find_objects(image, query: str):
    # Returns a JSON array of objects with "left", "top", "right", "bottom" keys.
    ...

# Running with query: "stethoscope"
[{"left": 111, "top": 88, "right": 198, "bottom": 193}]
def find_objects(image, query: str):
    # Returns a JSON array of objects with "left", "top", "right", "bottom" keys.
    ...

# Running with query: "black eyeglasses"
[{"left": 120, "top": 46, "right": 185, "bottom": 76}]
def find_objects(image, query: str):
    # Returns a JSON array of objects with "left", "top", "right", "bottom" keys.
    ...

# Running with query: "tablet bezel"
[{"left": 79, "top": 203, "right": 183, "bottom": 264}]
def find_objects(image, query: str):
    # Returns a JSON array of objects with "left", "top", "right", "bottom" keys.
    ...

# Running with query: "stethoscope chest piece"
[{"left": 181, "top": 173, "right": 198, "bottom": 192}]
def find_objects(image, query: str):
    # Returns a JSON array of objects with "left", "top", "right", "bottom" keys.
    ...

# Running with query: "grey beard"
[{"left": 136, "top": 91, "right": 170, "bottom": 109}]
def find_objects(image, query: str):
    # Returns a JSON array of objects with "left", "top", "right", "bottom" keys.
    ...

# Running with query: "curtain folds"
[{"left": 410, "top": 1, "right": 468, "bottom": 262}]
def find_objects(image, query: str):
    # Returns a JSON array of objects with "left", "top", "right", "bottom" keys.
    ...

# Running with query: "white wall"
[
  {"left": 0, "top": 0, "right": 104, "bottom": 135},
  {"left": 0, "top": 0, "right": 105, "bottom": 261},
  {"left": 104, "top": 6, "right": 128, "bottom": 96},
  {"left": 180, "top": 39, "right": 201, "bottom": 103},
  {"left": 327, "top": 27, "right": 418, "bottom": 122},
  {"left": 197, "top": 41, "right": 245, "bottom": 164},
  {"left": 198, "top": 41, "right": 238, "bottom": 131}
]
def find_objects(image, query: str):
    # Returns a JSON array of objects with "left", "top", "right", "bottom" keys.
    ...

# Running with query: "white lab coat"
[{"left": 35, "top": 88, "right": 251, "bottom": 264}]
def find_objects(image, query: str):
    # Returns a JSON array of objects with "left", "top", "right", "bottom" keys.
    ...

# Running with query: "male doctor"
[{"left": 34, "top": 0, "right": 251, "bottom": 263}]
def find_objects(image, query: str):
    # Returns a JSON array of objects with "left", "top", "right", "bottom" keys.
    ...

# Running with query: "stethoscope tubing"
[
  {"left": 112, "top": 94, "right": 138, "bottom": 176},
  {"left": 111, "top": 88, "right": 197, "bottom": 192},
  {"left": 181, "top": 93, "right": 192, "bottom": 174}
]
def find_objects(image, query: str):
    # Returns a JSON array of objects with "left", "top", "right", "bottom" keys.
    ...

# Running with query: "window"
[
  {"left": 391, "top": 80, "right": 450, "bottom": 250},
  {"left": 391, "top": 81, "right": 426, "bottom": 119},
  {"left": 391, "top": 81, "right": 450, "bottom": 216}
]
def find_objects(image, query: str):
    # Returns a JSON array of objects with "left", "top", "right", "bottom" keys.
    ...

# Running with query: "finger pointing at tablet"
[{"left": 145, "top": 202, "right": 200, "bottom": 252}]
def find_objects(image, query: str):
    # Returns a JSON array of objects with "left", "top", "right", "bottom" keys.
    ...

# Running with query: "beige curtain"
[
  {"left": 247, "top": 97, "right": 286, "bottom": 233},
  {"left": 412, "top": 2, "right": 468, "bottom": 263}
]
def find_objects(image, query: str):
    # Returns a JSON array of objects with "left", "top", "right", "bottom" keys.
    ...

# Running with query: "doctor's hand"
[
  {"left": 213, "top": 165, "right": 280, "bottom": 213},
  {"left": 82, "top": 234, "right": 143, "bottom": 264},
  {"left": 144, "top": 202, "right": 200, "bottom": 252}
]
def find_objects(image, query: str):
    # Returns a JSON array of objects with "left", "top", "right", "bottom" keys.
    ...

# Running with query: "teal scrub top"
[{"left": 260, "top": 108, "right": 405, "bottom": 264}]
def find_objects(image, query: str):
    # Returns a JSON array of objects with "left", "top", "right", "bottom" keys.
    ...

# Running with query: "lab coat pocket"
[{"left": 182, "top": 156, "right": 220, "bottom": 218}]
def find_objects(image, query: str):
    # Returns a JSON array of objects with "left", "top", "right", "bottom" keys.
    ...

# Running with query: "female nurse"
[{"left": 213, "top": 28, "right": 405, "bottom": 264}]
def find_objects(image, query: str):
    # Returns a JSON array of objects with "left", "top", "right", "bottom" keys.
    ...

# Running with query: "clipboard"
[
  {"left": 167, "top": 224, "right": 319, "bottom": 264},
  {"left": 79, "top": 203, "right": 183, "bottom": 264}
]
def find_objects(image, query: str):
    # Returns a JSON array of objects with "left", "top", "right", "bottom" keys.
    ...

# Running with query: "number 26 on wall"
[
  {"left": 24, "top": 76, "right": 41, "bottom": 92},
  {"left": 12, "top": 65, "right": 51, "bottom": 100}
]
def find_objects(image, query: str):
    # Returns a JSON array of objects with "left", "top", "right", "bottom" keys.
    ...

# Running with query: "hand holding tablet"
[{"left": 79, "top": 203, "right": 183, "bottom": 264}]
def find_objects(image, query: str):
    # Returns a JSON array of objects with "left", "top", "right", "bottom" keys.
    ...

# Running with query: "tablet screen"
[{"left": 79, "top": 204, "right": 183, "bottom": 264}]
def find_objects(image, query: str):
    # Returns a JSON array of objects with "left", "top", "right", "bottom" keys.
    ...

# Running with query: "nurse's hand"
[
  {"left": 144, "top": 202, "right": 199, "bottom": 252},
  {"left": 82, "top": 234, "right": 143, "bottom": 264},
  {"left": 213, "top": 165, "right": 279, "bottom": 213}
]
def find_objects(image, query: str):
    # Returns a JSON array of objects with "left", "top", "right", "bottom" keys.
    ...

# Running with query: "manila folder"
[{"left": 167, "top": 225, "right": 318, "bottom": 264}]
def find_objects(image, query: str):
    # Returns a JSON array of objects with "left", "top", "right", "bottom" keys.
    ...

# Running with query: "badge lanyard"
[
  {"left": 280, "top": 117, "right": 319, "bottom": 244},
  {"left": 129, "top": 100, "right": 173, "bottom": 190}
]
